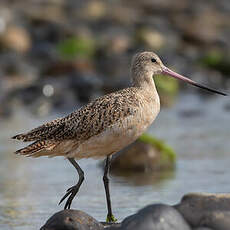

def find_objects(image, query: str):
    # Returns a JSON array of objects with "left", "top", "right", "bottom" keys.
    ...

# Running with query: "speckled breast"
[{"left": 70, "top": 94, "right": 160, "bottom": 159}]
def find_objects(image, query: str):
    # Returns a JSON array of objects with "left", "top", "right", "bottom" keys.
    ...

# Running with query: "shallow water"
[{"left": 0, "top": 93, "right": 230, "bottom": 229}]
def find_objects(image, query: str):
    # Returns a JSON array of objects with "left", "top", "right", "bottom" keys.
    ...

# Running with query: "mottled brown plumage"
[
  {"left": 12, "top": 51, "right": 226, "bottom": 221},
  {"left": 13, "top": 88, "right": 139, "bottom": 143},
  {"left": 13, "top": 87, "right": 145, "bottom": 159}
]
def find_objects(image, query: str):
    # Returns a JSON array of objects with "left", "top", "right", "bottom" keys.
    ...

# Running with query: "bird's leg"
[
  {"left": 59, "top": 158, "right": 84, "bottom": 209},
  {"left": 103, "top": 155, "right": 117, "bottom": 223}
]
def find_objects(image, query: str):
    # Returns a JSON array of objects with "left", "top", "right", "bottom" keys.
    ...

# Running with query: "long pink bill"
[{"left": 162, "top": 67, "right": 228, "bottom": 96}]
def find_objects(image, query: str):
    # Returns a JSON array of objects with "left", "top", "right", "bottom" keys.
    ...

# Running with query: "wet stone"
[
  {"left": 102, "top": 222, "right": 121, "bottom": 229},
  {"left": 40, "top": 209, "right": 104, "bottom": 230},
  {"left": 174, "top": 193, "right": 230, "bottom": 228},
  {"left": 113, "top": 204, "right": 191, "bottom": 230},
  {"left": 111, "top": 140, "right": 162, "bottom": 172},
  {"left": 193, "top": 228, "right": 214, "bottom": 230},
  {"left": 200, "top": 211, "right": 230, "bottom": 230},
  {"left": 110, "top": 135, "right": 175, "bottom": 173}
]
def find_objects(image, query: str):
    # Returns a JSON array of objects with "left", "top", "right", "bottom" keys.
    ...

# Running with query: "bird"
[{"left": 12, "top": 52, "right": 227, "bottom": 222}]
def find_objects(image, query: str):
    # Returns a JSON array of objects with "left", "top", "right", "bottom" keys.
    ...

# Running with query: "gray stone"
[
  {"left": 110, "top": 137, "right": 175, "bottom": 173},
  {"left": 40, "top": 209, "right": 103, "bottom": 230},
  {"left": 111, "top": 140, "right": 163, "bottom": 172},
  {"left": 174, "top": 193, "right": 230, "bottom": 228},
  {"left": 103, "top": 222, "right": 121, "bottom": 229},
  {"left": 0, "top": 25, "right": 32, "bottom": 53},
  {"left": 193, "top": 228, "right": 213, "bottom": 230},
  {"left": 114, "top": 204, "right": 191, "bottom": 230},
  {"left": 200, "top": 211, "right": 230, "bottom": 230}
]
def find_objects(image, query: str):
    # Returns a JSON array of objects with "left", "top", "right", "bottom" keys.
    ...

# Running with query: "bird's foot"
[
  {"left": 106, "top": 214, "right": 117, "bottom": 223},
  {"left": 59, "top": 185, "right": 80, "bottom": 209}
]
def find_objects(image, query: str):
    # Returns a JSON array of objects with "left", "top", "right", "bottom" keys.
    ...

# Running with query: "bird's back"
[{"left": 13, "top": 87, "right": 150, "bottom": 157}]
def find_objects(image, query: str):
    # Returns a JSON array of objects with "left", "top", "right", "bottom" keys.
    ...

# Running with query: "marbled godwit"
[{"left": 12, "top": 52, "right": 227, "bottom": 222}]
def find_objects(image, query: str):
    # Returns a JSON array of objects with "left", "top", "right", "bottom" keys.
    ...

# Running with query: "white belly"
[{"left": 67, "top": 100, "right": 160, "bottom": 159}]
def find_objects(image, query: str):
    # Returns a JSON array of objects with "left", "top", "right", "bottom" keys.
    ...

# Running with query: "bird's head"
[{"left": 131, "top": 51, "right": 227, "bottom": 96}]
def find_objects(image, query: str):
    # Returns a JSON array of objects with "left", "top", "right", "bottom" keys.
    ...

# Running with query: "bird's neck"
[
  {"left": 131, "top": 72, "right": 160, "bottom": 109},
  {"left": 131, "top": 71, "right": 157, "bottom": 91},
  {"left": 131, "top": 72, "right": 160, "bottom": 121}
]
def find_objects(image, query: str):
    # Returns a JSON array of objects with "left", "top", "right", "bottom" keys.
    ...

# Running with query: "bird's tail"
[{"left": 15, "top": 140, "right": 57, "bottom": 158}]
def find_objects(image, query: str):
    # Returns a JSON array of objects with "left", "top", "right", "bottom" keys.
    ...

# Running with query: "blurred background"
[{"left": 0, "top": 0, "right": 230, "bottom": 229}]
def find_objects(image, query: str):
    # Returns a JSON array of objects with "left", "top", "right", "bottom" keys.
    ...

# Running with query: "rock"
[
  {"left": 174, "top": 193, "right": 230, "bottom": 228},
  {"left": 83, "top": 1, "right": 107, "bottom": 20},
  {"left": 136, "top": 28, "right": 165, "bottom": 50},
  {"left": 40, "top": 209, "right": 103, "bottom": 230},
  {"left": 106, "top": 226, "right": 121, "bottom": 230},
  {"left": 132, "top": 0, "right": 188, "bottom": 12},
  {"left": 102, "top": 222, "right": 121, "bottom": 229},
  {"left": 200, "top": 211, "right": 230, "bottom": 230},
  {"left": 0, "top": 25, "right": 31, "bottom": 53},
  {"left": 104, "top": 33, "right": 131, "bottom": 55},
  {"left": 111, "top": 133, "right": 176, "bottom": 172},
  {"left": 173, "top": 7, "right": 224, "bottom": 45},
  {"left": 193, "top": 228, "right": 214, "bottom": 230},
  {"left": 114, "top": 204, "right": 191, "bottom": 230},
  {"left": 107, "top": 6, "right": 138, "bottom": 25}
]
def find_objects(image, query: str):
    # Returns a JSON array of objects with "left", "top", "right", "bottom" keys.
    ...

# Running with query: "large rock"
[
  {"left": 193, "top": 228, "right": 214, "bottom": 230},
  {"left": 199, "top": 211, "right": 230, "bottom": 230},
  {"left": 111, "top": 134, "right": 176, "bottom": 172},
  {"left": 110, "top": 204, "right": 191, "bottom": 230},
  {"left": 40, "top": 209, "right": 104, "bottom": 230},
  {"left": 174, "top": 193, "right": 230, "bottom": 228}
]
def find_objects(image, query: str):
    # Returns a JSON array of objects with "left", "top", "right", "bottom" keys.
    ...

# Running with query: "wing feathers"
[
  {"left": 12, "top": 87, "right": 140, "bottom": 157},
  {"left": 12, "top": 119, "right": 64, "bottom": 142},
  {"left": 15, "top": 140, "right": 56, "bottom": 157}
]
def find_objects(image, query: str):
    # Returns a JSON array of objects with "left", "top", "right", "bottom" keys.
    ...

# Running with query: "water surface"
[{"left": 0, "top": 93, "right": 230, "bottom": 229}]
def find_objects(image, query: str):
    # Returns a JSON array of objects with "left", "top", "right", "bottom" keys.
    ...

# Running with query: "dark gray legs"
[
  {"left": 103, "top": 156, "right": 117, "bottom": 222},
  {"left": 59, "top": 156, "right": 116, "bottom": 222},
  {"left": 59, "top": 158, "right": 84, "bottom": 209}
]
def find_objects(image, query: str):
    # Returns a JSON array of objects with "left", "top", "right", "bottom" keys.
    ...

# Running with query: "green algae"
[
  {"left": 57, "top": 37, "right": 95, "bottom": 60},
  {"left": 200, "top": 50, "right": 230, "bottom": 76},
  {"left": 139, "top": 133, "right": 176, "bottom": 166}
]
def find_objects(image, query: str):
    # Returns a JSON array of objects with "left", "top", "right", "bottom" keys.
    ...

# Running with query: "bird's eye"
[{"left": 151, "top": 58, "right": 157, "bottom": 63}]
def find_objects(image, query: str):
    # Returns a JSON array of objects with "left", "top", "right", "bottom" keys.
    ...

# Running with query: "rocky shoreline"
[
  {"left": 40, "top": 193, "right": 230, "bottom": 230},
  {"left": 0, "top": 0, "right": 230, "bottom": 119}
]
